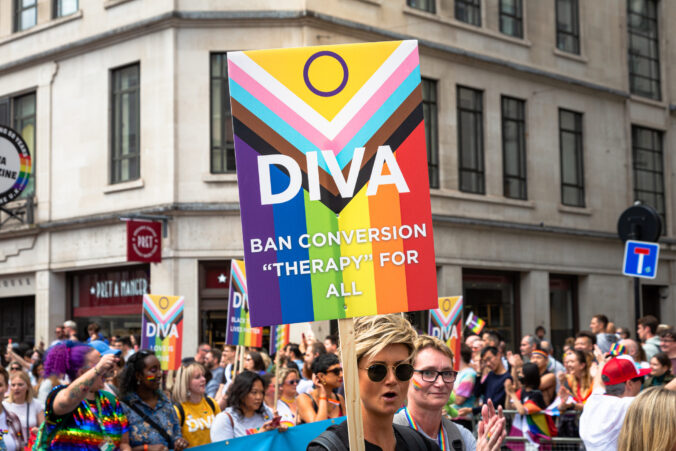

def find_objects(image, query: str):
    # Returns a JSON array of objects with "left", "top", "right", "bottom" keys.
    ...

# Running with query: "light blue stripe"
[
  {"left": 336, "top": 66, "right": 420, "bottom": 168},
  {"left": 230, "top": 80, "right": 331, "bottom": 173}
]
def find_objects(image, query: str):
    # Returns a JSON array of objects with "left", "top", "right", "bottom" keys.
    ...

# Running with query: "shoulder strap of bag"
[
  {"left": 307, "top": 428, "right": 349, "bottom": 451},
  {"left": 124, "top": 400, "right": 174, "bottom": 448},
  {"left": 393, "top": 423, "right": 430, "bottom": 450},
  {"left": 441, "top": 417, "right": 466, "bottom": 451},
  {"left": 174, "top": 403, "right": 185, "bottom": 427},
  {"left": 205, "top": 396, "right": 216, "bottom": 415}
]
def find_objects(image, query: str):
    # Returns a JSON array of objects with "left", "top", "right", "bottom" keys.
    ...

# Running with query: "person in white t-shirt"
[
  {"left": 4, "top": 371, "right": 43, "bottom": 444},
  {"left": 579, "top": 352, "right": 649, "bottom": 451},
  {"left": 0, "top": 368, "right": 24, "bottom": 451}
]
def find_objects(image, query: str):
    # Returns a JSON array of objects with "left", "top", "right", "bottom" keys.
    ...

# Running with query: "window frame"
[
  {"left": 422, "top": 78, "right": 439, "bottom": 189},
  {"left": 555, "top": 0, "right": 580, "bottom": 54},
  {"left": 53, "top": 0, "right": 78, "bottom": 18},
  {"left": 455, "top": 0, "right": 482, "bottom": 26},
  {"left": 457, "top": 85, "right": 485, "bottom": 195},
  {"left": 0, "top": 91, "right": 37, "bottom": 199},
  {"left": 632, "top": 125, "right": 665, "bottom": 226},
  {"left": 627, "top": 0, "right": 661, "bottom": 100},
  {"left": 499, "top": 0, "right": 523, "bottom": 38},
  {"left": 110, "top": 63, "right": 141, "bottom": 185},
  {"left": 558, "top": 108, "right": 585, "bottom": 207},
  {"left": 501, "top": 96, "right": 527, "bottom": 200},
  {"left": 209, "top": 53, "right": 236, "bottom": 174},
  {"left": 406, "top": 0, "right": 436, "bottom": 14},
  {"left": 14, "top": 0, "right": 37, "bottom": 32}
]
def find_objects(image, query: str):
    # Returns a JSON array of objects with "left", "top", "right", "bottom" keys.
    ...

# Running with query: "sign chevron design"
[
  {"left": 229, "top": 41, "right": 437, "bottom": 327},
  {"left": 226, "top": 259, "right": 263, "bottom": 347},
  {"left": 428, "top": 296, "right": 463, "bottom": 371},
  {"left": 141, "top": 294, "right": 184, "bottom": 370}
]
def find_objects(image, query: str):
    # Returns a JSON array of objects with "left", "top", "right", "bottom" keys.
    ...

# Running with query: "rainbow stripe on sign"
[
  {"left": 141, "top": 295, "right": 184, "bottom": 370},
  {"left": 226, "top": 260, "right": 263, "bottom": 347},
  {"left": 228, "top": 40, "right": 437, "bottom": 327},
  {"left": 428, "top": 296, "right": 463, "bottom": 371},
  {"left": 269, "top": 324, "right": 290, "bottom": 356}
]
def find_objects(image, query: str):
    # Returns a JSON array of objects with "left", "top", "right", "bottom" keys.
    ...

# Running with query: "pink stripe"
[
  {"left": 331, "top": 49, "right": 419, "bottom": 156},
  {"left": 229, "top": 47, "right": 419, "bottom": 157},
  {"left": 229, "top": 62, "right": 331, "bottom": 149},
  {"left": 232, "top": 260, "right": 248, "bottom": 294}
]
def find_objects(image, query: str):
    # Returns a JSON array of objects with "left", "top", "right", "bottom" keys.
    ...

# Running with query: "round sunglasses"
[{"left": 363, "top": 363, "right": 414, "bottom": 382}]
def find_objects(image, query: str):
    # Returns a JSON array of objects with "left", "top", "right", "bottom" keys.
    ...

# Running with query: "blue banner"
[{"left": 192, "top": 417, "right": 345, "bottom": 450}]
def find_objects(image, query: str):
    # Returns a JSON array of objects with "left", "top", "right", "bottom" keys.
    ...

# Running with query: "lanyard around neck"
[{"left": 403, "top": 407, "right": 448, "bottom": 451}]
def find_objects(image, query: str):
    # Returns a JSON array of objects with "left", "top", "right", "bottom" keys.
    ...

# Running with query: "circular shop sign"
[
  {"left": 132, "top": 224, "right": 161, "bottom": 259},
  {"left": 0, "top": 126, "right": 32, "bottom": 206}
]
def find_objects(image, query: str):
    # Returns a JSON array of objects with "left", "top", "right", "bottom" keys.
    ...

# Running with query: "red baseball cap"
[{"left": 601, "top": 355, "right": 650, "bottom": 385}]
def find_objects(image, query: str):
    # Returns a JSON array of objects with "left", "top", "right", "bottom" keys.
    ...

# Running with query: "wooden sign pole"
[
  {"left": 338, "top": 318, "right": 365, "bottom": 451},
  {"left": 238, "top": 345, "right": 246, "bottom": 374},
  {"left": 273, "top": 350, "right": 282, "bottom": 410}
]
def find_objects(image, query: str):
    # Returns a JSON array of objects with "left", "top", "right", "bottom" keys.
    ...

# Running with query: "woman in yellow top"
[{"left": 172, "top": 362, "right": 221, "bottom": 447}]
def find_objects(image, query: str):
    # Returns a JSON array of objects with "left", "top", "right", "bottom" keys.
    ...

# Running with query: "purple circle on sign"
[{"left": 303, "top": 51, "right": 349, "bottom": 97}]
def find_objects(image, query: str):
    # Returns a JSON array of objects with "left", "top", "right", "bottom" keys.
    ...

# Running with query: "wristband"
[
  {"left": 318, "top": 396, "right": 328, "bottom": 401},
  {"left": 144, "top": 446, "right": 148, "bottom": 451},
  {"left": 93, "top": 366, "right": 102, "bottom": 377}
]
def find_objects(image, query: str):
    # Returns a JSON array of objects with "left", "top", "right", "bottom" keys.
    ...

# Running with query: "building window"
[
  {"left": 14, "top": 0, "right": 37, "bottom": 32},
  {"left": 555, "top": 0, "right": 580, "bottom": 54},
  {"left": 627, "top": 0, "right": 661, "bottom": 100},
  {"left": 559, "top": 109, "right": 584, "bottom": 207},
  {"left": 0, "top": 93, "right": 36, "bottom": 199},
  {"left": 499, "top": 0, "right": 523, "bottom": 38},
  {"left": 456, "top": 0, "right": 481, "bottom": 26},
  {"left": 210, "top": 53, "right": 236, "bottom": 174},
  {"left": 501, "top": 96, "right": 526, "bottom": 200},
  {"left": 422, "top": 79, "right": 439, "bottom": 189},
  {"left": 632, "top": 125, "right": 665, "bottom": 226},
  {"left": 407, "top": 0, "right": 435, "bottom": 14},
  {"left": 54, "top": 0, "right": 78, "bottom": 18},
  {"left": 111, "top": 64, "right": 140, "bottom": 184},
  {"left": 457, "top": 86, "right": 484, "bottom": 194}
]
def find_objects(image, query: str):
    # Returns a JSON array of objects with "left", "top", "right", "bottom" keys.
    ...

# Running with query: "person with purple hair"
[{"left": 34, "top": 340, "right": 131, "bottom": 450}]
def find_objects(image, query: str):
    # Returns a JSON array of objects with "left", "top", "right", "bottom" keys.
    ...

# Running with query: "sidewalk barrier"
[{"left": 191, "top": 416, "right": 345, "bottom": 450}]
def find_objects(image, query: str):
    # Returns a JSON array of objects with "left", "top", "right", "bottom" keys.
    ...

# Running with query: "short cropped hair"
[
  {"left": 593, "top": 314, "right": 609, "bottom": 328},
  {"left": 411, "top": 335, "right": 454, "bottom": 367},
  {"left": 354, "top": 314, "right": 417, "bottom": 364},
  {"left": 660, "top": 326, "right": 675, "bottom": 341},
  {"left": 576, "top": 330, "right": 597, "bottom": 346}
]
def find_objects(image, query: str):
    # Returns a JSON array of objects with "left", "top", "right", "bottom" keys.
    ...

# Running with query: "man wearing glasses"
[
  {"left": 659, "top": 326, "right": 676, "bottom": 374},
  {"left": 394, "top": 335, "right": 506, "bottom": 451}
]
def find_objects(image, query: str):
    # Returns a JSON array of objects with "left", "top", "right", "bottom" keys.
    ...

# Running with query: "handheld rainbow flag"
[
  {"left": 609, "top": 342, "right": 626, "bottom": 356},
  {"left": 428, "top": 296, "right": 463, "bottom": 371},
  {"left": 269, "top": 324, "right": 290, "bottom": 356},
  {"left": 226, "top": 259, "right": 263, "bottom": 347},
  {"left": 465, "top": 312, "right": 485, "bottom": 334},
  {"left": 228, "top": 40, "right": 438, "bottom": 327},
  {"left": 141, "top": 294, "right": 184, "bottom": 370},
  {"left": 508, "top": 397, "right": 560, "bottom": 449}
]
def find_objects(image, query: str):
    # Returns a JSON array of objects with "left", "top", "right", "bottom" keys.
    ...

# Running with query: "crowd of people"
[{"left": 0, "top": 313, "right": 675, "bottom": 450}]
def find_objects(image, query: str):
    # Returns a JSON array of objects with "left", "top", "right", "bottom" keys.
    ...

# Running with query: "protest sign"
[
  {"left": 228, "top": 40, "right": 437, "bottom": 326},
  {"left": 466, "top": 311, "right": 486, "bottom": 335},
  {"left": 428, "top": 296, "right": 463, "bottom": 371},
  {"left": 192, "top": 417, "right": 345, "bottom": 451},
  {"left": 269, "top": 324, "right": 290, "bottom": 356},
  {"left": 141, "top": 294, "right": 183, "bottom": 370},
  {"left": 225, "top": 259, "right": 263, "bottom": 347}
]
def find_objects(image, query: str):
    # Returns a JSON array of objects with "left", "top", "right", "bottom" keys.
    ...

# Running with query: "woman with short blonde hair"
[
  {"left": 172, "top": 362, "right": 220, "bottom": 447},
  {"left": 618, "top": 386, "right": 676, "bottom": 451}
]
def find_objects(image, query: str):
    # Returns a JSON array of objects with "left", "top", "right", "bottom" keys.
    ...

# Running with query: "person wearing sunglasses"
[
  {"left": 394, "top": 335, "right": 506, "bottom": 451},
  {"left": 309, "top": 314, "right": 439, "bottom": 451},
  {"left": 298, "top": 353, "right": 345, "bottom": 424},
  {"left": 276, "top": 366, "right": 301, "bottom": 427}
]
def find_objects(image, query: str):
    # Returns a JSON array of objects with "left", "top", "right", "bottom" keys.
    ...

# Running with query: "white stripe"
[{"left": 227, "top": 40, "right": 418, "bottom": 141}]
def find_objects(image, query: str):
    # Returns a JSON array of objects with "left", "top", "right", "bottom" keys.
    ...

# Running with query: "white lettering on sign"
[
  {"left": 431, "top": 325, "right": 458, "bottom": 342},
  {"left": 258, "top": 146, "right": 409, "bottom": 205},
  {"left": 92, "top": 278, "right": 148, "bottom": 299},
  {"left": 146, "top": 322, "right": 179, "bottom": 339},
  {"left": 231, "top": 291, "right": 248, "bottom": 310}
]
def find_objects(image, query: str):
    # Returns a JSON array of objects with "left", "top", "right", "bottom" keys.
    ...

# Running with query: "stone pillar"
[
  {"left": 520, "top": 271, "right": 549, "bottom": 339},
  {"left": 437, "top": 264, "right": 462, "bottom": 298},
  {"left": 34, "top": 270, "right": 66, "bottom": 346}
]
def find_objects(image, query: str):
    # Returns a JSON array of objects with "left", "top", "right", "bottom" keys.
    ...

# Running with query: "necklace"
[{"left": 403, "top": 407, "right": 448, "bottom": 451}]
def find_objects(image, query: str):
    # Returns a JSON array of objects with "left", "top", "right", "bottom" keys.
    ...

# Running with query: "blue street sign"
[{"left": 622, "top": 240, "right": 660, "bottom": 279}]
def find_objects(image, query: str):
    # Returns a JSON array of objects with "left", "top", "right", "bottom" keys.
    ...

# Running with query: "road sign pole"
[{"left": 634, "top": 277, "right": 641, "bottom": 325}]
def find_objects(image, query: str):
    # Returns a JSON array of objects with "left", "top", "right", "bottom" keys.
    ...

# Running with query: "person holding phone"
[{"left": 210, "top": 371, "right": 286, "bottom": 441}]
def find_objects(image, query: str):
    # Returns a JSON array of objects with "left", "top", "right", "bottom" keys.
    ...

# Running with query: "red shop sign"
[
  {"left": 127, "top": 220, "right": 162, "bottom": 263},
  {"left": 72, "top": 265, "right": 150, "bottom": 317}
]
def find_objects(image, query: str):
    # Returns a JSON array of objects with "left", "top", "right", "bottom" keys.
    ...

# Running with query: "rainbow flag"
[
  {"left": 228, "top": 40, "right": 438, "bottom": 327},
  {"left": 226, "top": 259, "right": 263, "bottom": 347},
  {"left": 609, "top": 342, "right": 626, "bottom": 356},
  {"left": 428, "top": 296, "right": 463, "bottom": 371},
  {"left": 465, "top": 312, "right": 485, "bottom": 334},
  {"left": 269, "top": 324, "right": 290, "bottom": 356},
  {"left": 509, "top": 397, "right": 560, "bottom": 449},
  {"left": 141, "top": 294, "right": 184, "bottom": 370}
]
